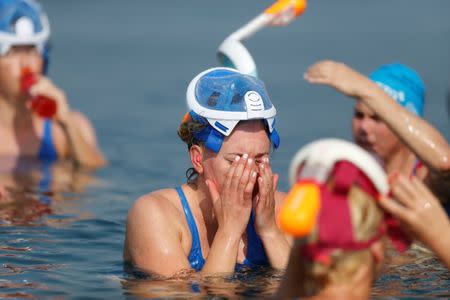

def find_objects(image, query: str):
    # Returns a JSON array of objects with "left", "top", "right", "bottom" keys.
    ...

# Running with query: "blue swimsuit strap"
[
  {"left": 38, "top": 119, "right": 58, "bottom": 162},
  {"left": 242, "top": 211, "right": 268, "bottom": 267},
  {"left": 175, "top": 187, "right": 268, "bottom": 270},
  {"left": 37, "top": 119, "right": 57, "bottom": 204},
  {"left": 175, "top": 187, "right": 205, "bottom": 271}
]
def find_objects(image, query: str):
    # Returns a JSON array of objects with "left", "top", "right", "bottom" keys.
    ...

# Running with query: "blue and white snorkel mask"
[
  {"left": 0, "top": 0, "right": 50, "bottom": 71},
  {"left": 185, "top": 67, "right": 280, "bottom": 153}
]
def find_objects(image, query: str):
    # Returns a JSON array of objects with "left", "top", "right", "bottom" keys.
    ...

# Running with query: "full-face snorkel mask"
[
  {"left": 182, "top": 67, "right": 280, "bottom": 153},
  {"left": 0, "top": 0, "right": 51, "bottom": 73},
  {"left": 278, "top": 139, "right": 410, "bottom": 265}
]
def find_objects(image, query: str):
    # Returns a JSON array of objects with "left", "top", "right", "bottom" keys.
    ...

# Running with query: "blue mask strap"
[
  {"left": 193, "top": 126, "right": 225, "bottom": 153},
  {"left": 270, "top": 129, "right": 280, "bottom": 149},
  {"left": 190, "top": 111, "right": 225, "bottom": 153},
  {"left": 204, "top": 129, "right": 224, "bottom": 153},
  {"left": 42, "top": 42, "right": 50, "bottom": 74},
  {"left": 189, "top": 111, "right": 280, "bottom": 153}
]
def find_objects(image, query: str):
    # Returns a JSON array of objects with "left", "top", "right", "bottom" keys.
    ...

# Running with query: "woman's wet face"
[
  {"left": 352, "top": 102, "right": 402, "bottom": 162},
  {"left": 202, "top": 120, "right": 271, "bottom": 192}
]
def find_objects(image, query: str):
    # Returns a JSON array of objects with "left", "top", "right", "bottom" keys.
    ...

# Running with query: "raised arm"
[
  {"left": 124, "top": 194, "right": 193, "bottom": 277},
  {"left": 304, "top": 60, "right": 450, "bottom": 175}
]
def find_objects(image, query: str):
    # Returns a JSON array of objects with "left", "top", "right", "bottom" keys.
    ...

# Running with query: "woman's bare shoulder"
[{"left": 127, "top": 188, "right": 183, "bottom": 223}]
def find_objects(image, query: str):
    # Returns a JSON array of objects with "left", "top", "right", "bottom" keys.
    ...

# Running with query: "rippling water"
[{"left": 1, "top": 0, "right": 449, "bottom": 298}]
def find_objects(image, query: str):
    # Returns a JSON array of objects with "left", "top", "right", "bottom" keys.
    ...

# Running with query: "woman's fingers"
[
  {"left": 238, "top": 157, "right": 254, "bottom": 200},
  {"left": 396, "top": 175, "right": 422, "bottom": 205},
  {"left": 230, "top": 154, "right": 247, "bottom": 192},
  {"left": 224, "top": 155, "right": 240, "bottom": 191},
  {"left": 378, "top": 195, "right": 410, "bottom": 221},
  {"left": 243, "top": 169, "right": 258, "bottom": 203},
  {"left": 411, "top": 176, "right": 438, "bottom": 203},
  {"left": 258, "top": 164, "right": 269, "bottom": 200},
  {"left": 273, "top": 173, "right": 279, "bottom": 193},
  {"left": 389, "top": 175, "right": 416, "bottom": 208}
]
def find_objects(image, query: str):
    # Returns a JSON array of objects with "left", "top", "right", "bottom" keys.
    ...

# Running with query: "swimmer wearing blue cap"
[
  {"left": 124, "top": 68, "right": 291, "bottom": 277},
  {"left": 0, "top": 0, "right": 106, "bottom": 168},
  {"left": 304, "top": 60, "right": 450, "bottom": 204}
]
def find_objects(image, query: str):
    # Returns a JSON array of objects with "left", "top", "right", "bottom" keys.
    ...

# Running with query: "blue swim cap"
[{"left": 369, "top": 63, "right": 425, "bottom": 116}]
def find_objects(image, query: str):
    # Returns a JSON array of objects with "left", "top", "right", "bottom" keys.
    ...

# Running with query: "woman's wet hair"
[
  {"left": 177, "top": 118, "right": 206, "bottom": 184},
  {"left": 298, "top": 184, "right": 384, "bottom": 296}
]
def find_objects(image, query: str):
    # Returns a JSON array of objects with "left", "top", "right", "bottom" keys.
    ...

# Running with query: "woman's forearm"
[
  {"left": 260, "top": 229, "right": 292, "bottom": 269},
  {"left": 201, "top": 229, "right": 240, "bottom": 276},
  {"left": 58, "top": 114, "right": 106, "bottom": 169}
]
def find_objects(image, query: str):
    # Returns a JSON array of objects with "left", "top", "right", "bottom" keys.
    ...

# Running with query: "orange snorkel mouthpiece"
[
  {"left": 278, "top": 181, "right": 320, "bottom": 237},
  {"left": 265, "top": 0, "right": 307, "bottom": 17},
  {"left": 181, "top": 112, "right": 192, "bottom": 124}
]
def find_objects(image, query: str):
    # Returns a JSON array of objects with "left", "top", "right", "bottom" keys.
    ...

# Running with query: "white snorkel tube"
[{"left": 217, "top": 0, "right": 307, "bottom": 76}]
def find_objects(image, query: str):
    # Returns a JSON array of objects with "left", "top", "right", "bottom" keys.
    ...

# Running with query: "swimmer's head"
[
  {"left": 179, "top": 67, "right": 280, "bottom": 153},
  {"left": 0, "top": 0, "right": 50, "bottom": 72},
  {"left": 369, "top": 63, "right": 425, "bottom": 116},
  {"left": 279, "top": 139, "right": 409, "bottom": 296},
  {"left": 178, "top": 67, "right": 280, "bottom": 185}
]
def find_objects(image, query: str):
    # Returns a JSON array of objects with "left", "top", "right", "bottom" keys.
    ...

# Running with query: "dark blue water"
[{"left": 1, "top": 0, "right": 449, "bottom": 298}]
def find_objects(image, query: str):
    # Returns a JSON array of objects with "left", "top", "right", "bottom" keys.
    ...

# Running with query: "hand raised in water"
[{"left": 379, "top": 174, "right": 450, "bottom": 269}]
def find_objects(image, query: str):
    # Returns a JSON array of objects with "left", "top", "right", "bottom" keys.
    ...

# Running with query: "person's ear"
[
  {"left": 189, "top": 145, "right": 204, "bottom": 174},
  {"left": 369, "top": 239, "right": 385, "bottom": 277}
]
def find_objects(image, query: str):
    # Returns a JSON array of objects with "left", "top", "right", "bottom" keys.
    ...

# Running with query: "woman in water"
[
  {"left": 0, "top": 0, "right": 106, "bottom": 168},
  {"left": 304, "top": 60, "right": 450, "bottom": 204},
  {"left": 124, "top": 67, "right": 291, "bottom": 277}
]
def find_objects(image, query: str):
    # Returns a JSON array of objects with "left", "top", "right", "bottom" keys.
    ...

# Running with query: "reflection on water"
[
  {"left": 120, "top": 247, "right": 450, "bottom": 299},
  {"left": 0, "top": 157, "right": 96, "bottom": 225},
  {"left": 122, "top": 266, "right": 282, "bottom": 299},
  {"left": 0, "top": 157, "right": 99, "bottom": 298},
  {"left": 374, "top": 246, "right": 450, "bottom": 298}
]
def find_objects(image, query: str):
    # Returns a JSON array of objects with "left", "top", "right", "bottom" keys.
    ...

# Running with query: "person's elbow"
[
  {"left": 433, "top": 153, "right": 450, "bottom": 175},
  {"left": 75, "top": 151, "right": 107, "bottom": 170}
]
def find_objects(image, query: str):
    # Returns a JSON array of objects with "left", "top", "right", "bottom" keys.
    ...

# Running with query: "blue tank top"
[{"left": 175, "top": 186, "right": 268, "bottom": 272}]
